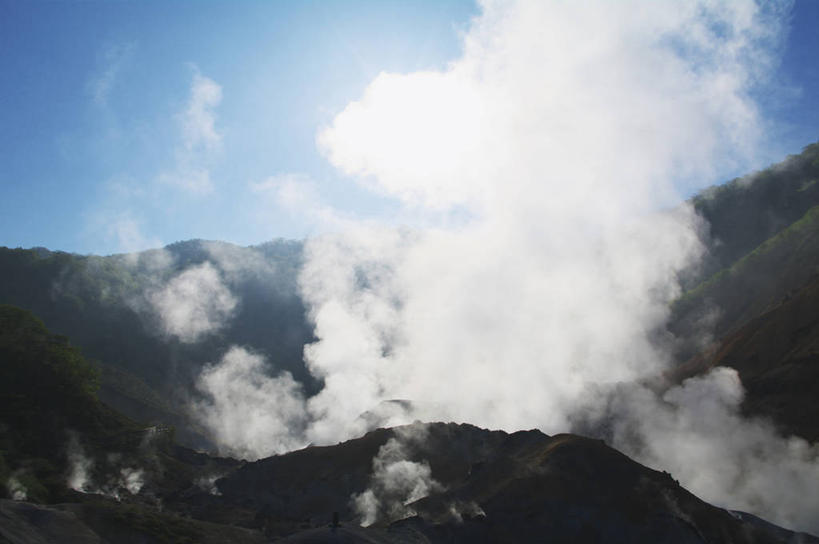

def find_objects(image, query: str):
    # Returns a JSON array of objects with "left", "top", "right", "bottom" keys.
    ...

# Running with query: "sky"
[
  {"left": 0, "top": 0, "right": 817, "bottom": 255},
  {"left": 168, "top": 0, "right": 819, "bottom": 530},
  {"left": 4, "top": 1, "right": 819, "bottom": 531}
]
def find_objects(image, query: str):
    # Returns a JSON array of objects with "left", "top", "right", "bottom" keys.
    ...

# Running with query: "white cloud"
[
  {"left": 87, "top": 42, "right": 135, "bottom": 106},
  {"left": 250, "top": 173, "right": 353, "bottom": 231},
  {"left": 159, "top": 71, "right": 223, "bottom": 194},
  {"left": 158, "top": 166, "right": 214, "bottom": 194},
  {"left": 251, "top": 173, "right": 319, "bottom": 213},
  {"left": 84, "top": 71, "right": 222, "bottom": 246},
  {"left": 182, "top": 72, "right": 223, "bottom": 152},
  {"left": 147, "top": 262, "right": 237, "bottom": 343},
  {"left": 318, "top": 0, "right": 780, "bottom": 210},
  {"left": 84, "top": 205, "right": 164, "bottom": 256},
  {"left": 107, "top": 214, "right": 163, "bottom": 255}
]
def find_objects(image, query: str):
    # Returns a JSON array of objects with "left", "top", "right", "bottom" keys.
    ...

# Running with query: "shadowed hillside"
[
  {"left": 2, "top": 307, "right": 818, "bottom": 542},
  {"left": 0, "top": 240, "right": 313, "bottom": 450},
  {"left": 668, "top": 142, "right": 819, "bottom": 441}
]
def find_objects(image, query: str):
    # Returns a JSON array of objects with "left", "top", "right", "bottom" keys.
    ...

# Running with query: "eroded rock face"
[{"left": 216, "top": 422, "right": 817, "bottom": 543}]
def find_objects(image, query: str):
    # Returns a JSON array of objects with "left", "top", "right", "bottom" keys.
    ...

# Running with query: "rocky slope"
[{"left": 214, "top": 422, "right": 818, "bottom": 543}]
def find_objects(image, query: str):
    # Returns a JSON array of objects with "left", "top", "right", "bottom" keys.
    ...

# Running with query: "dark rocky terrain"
[
  {"left": 1, "top": 304, "right": 817, "bottom": 542},
  {"left": 216, "top": 422, "right": 819, "bottom": 543}
]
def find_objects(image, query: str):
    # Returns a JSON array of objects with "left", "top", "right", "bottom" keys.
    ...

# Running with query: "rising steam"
[
  {"left": 352, "top": 425, "right": 444, "bottom": 526},
  {"left": 190, "top": 0, "right": 819, "bottom": 533},
  {"left": 66, "top": 432, "right": 148, "bottom": 500},
  {"left": 147, "top": 261, "right": 237, "bottom": 343},
  {"left": 193, "top": 346, "right": 308, "bottom": 460}
]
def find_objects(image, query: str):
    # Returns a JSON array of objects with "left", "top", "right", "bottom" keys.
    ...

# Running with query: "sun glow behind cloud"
[
  {"left": 197, "top": 0, "right": 819, "bottom": 533},
  {"left": 319, "top": 71, "right": 486, "bottom": 209},
  {"left": 307, "top": 0, "right": 782, "bottom": 432}
]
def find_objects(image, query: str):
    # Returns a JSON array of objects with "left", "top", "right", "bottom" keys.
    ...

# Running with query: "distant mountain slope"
[
  {"left": 689, "top": 141, "right": 819, "bottom": 285},
  {"left": 672, "top": 204, "right": 819, "bottom": 345},
  {"left": 0, "top": 304, "right": 119, "bottom": 486},
  {"left": 0, "top": 240, "right": 312, "bottom": 449},
  {"left": 0, "top": 305, "right": 261, "bottom": 543},
  {"left": 1, "top": 309, "right": 815, "bottom": 542},
  {"left": 672, "top": 272, "right": 819, "bottom": 442},
  {"left": 666, "top": 142, "right": 819, "bottom": 442}
]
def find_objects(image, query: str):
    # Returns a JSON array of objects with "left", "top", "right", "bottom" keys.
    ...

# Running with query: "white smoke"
[
  {"left": 147, "top": 261, "right": 237, "bottom": 343},
  {"left": 607, "top": 368, "right": 819, "bottom": 533},
  {"left": 352, "top": 426, "right": 444, "bottom": 526},
  {"left": 67, "top": 433, "right": 94, "bottom": 493},
  {"left": 184, "top": 0, "right": 818, "bottom": 532},
  {"left": 195, "top": 473, "right": 224, "bottom": 496},
  {"left": 447, "top": 501, "right": 486, "bottom": 523},
  {"left": 119, "top": 467, "right": 145, "bottom": 495},
  {"left": 66, "top": 433, "right": 147, "bottom": 500},
  {"left": 159, "top": 71, "right": 223, "bottom": 194},
  {"left": 301, "top": 0, "right": 786, "bottom": 443},
  {"left": 193, "top": 346, "right": 308, "bottom": 460},
  {"left": 6, "top": 476, "right": 28, "bottom": 501}
]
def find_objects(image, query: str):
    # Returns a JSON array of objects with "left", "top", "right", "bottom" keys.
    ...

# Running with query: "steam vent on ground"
[{"left": 2, "top": 0, "right": 819, "bottom": 542}]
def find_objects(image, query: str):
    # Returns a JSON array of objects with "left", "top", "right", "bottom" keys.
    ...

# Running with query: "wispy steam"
[
  {"left": 187, "top": 0, "right": 817, "bottom": 532},
  {"left": 66, "top": 433, "right": 148, "bottom": 500},
  {"left": 195, "top": 473, "right": 224, "bottom": 496},
  {"left": 119, "top": 467, "right": 145, "bottom": 495},
  {"left": 352, "top": 426, "right": 444, "bottom": 526},
  {"left": 303, "top": 0, "right": 787, "bottom": 444},
  {"left": 606, "top": 368, "right": 819, "bottom": 533},
  {"left": 67, "top": 433, "right": 94, "bottom": 493},
  {"left": 87, "top": 42, "right": 135, "bottom": 107},
  {"left": 147, "top": 261, "right": 237, "bottom": 343},
  {"left": 193, "top": 346, "right": 308, "bottom": 460},
  {"left": 159, "top": 70, "right": 223, "bottom": 194},
  {"left": 6, "top": 476, "right": 28, "bottom": 501}
]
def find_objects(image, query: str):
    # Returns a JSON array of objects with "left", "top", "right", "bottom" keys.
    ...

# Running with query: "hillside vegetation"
[
  {"left": 689, "top": 141, "right": 819, "bottom": 284},
  {"left": 667, "top": 141, "right": 819, "bottom": 441},
  {"left": 0, "top": 240, "right": 312, "bottom": 449},
  {"left": 3, "top": 143, "right": 819, "bottom": 542}
]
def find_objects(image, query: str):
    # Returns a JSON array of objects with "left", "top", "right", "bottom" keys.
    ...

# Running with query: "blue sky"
[{"left": 0, "top": 0, "right": 816, "bottom": 255}]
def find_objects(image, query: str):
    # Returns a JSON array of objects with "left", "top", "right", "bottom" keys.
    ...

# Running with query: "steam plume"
[
  {"left": 147, "top": 261, "right": 237, "bottom": 343},
  {"left": 195, "top": 0, "right": 819, "bottom": 532},
  {"left": 352, "top": 425, "right": 444, "bottom": 526},
  {"left": 6, "top": 476, "right": 28, "bottom": 501},
  {"left": 193, "top": 346, "right": 308, "bottom": 460},
  {"left": 66, "top": 433, "right": 147, "bottom": 500},
  {"left": 67, "top": 433, "right": 94, "bottom": 493}
]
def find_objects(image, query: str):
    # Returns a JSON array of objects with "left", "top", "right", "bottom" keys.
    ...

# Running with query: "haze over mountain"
[
  {"left": 2, "top": 141, "right": 819, "bottom": 541},
  {"left": 3, "top": 0, "right": 819, "bottom": 541},
  {"left": 2, "top": 299, "right": 819, "bottom": 542}
]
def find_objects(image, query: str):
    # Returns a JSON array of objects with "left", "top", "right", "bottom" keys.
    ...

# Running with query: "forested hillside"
[
  {"left": 0, "top": 240, "right": 312, "bottom": 449},
  {"left": 668, "top": 141, "right": 819, "bottom": 441}
]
